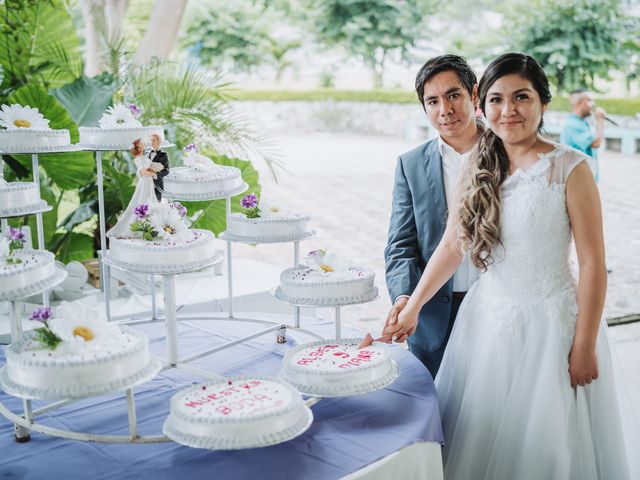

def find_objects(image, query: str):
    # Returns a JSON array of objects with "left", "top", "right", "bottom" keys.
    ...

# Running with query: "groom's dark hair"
[{"left": 415, "top": 54, "right": 477, "bottom": 109}]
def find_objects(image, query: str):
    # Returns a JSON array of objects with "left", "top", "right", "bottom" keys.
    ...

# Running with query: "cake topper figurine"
[{"left": 106, "top": 135, "right": 170, "bottom": 238}]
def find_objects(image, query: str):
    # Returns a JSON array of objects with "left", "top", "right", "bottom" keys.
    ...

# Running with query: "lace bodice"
[{"left": 483, "top": 144, "right": 587, "bottom": 298}]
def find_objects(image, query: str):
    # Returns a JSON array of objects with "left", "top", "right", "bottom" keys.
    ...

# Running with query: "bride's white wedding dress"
[
  {"left": 436, "top": 145, "right": 640, "bottom": 479},
  {"left": 106, "top": 155, "right": 158, "bottom": 239}
]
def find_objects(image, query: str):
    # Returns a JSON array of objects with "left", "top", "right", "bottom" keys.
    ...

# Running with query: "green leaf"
[
  {"left": 51, "top": 74, "right": 116, "bottom": 127},
  {"left": 55, "top": 231, "right": 95, "bottom": 263},
  {"left": 26, "top": 178, "right": 58, "bottom": 248},
  {"left": 185, "top": 154, "right": 261, "bottom": 235}
]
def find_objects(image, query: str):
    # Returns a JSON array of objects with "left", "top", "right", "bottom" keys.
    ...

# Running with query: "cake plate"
[{"left": 271, "top": 287, "right": 380, "bottom": 339}]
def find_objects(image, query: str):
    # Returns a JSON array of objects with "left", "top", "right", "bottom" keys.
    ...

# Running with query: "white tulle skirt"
[{"left": 435, "top": 278, "right": 640, "bottom": 480}]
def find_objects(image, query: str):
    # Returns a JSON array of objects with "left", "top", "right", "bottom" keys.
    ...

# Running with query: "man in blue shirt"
[{"left": 560, "top": 89, "right": 605, "bottom": 181}]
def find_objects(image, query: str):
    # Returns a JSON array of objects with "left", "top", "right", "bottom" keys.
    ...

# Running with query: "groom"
[
  {"left": 147, "top": 133, "right": 169, "bottom": 201},
  {"left": 384, "top": 55, "right": 481, "bottom": 378}
]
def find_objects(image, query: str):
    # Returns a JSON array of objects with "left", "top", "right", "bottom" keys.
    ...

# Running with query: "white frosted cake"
[
  {"left": 163, "top": 144, "right": 245, "bottom": 200},
  {"left": 224, "top": 193, "right": 314, "bottom": 242},
  {"left": 0, "top": 104, "right": 70, "bottom": 151},
  {"left": 0, "top": 248, "right": 57, "bottom": 299},
  {"left": 280, "top": 338, "right": 397, "bottom": 396},
  {"left": 163, "top": 377, "right": 312, "bottom": 450},
  {"left": 276, "top": 250, "right": 376, "bottom": 305},
  {"left": 78, "top": 103, "right": 164, "bottom": 149},
  {"left": 0, "top": 181, "right": 46, "bottom": 214},
  {"left": 2, "top": 305, "right": 155, "bottom": 399},
  {"left": 107, "top": 202, "right": 217, "bottom": 272}
]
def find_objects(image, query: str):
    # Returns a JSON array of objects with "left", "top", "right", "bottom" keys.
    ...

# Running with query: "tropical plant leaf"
[
  {"left": 102, "top": 161, "right": 137, "bottom": 225},
  {"left": 51, "top": 74, "right": 116, "bottom": 127},
  {"left": 185, "top": 154, "right": 261, "bottom": 235},
  {"left": 0, "top": 0, "right": 82, "bottom": 92},
  {"left": 7, "top": 84, "right": 95, "bottom": 190},
  {"left": 53, "top": 231, "right": 95, "bottom": 263}
]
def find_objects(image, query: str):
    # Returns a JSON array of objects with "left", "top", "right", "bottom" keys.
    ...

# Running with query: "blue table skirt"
[{"left": 0, "top": 314, "right": 443, "bottom": 480}]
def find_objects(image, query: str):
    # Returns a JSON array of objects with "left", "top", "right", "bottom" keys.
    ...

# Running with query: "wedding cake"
[
  {"left": 0, "top": 104, "right": 71, "bottom": 151},
  {"left": 163, "top": 377, "right": 313, "bottom": 450},
  {"left": 1, "top": 305, "right": 157, "bottom": 399},
  {"left": 0, "top": 180, "right": 48, "bottom": 215},
  {"left": 0, "top": 236, "right": 59, "bottom": 299},
  {"left": 275, "top": 250, "right": 377, "bottom": 305},
  {"left": 78, "top": 103, "right": 164, "bottom": 149},
  {"left": 279, "top": 338, "right": 398, "bottom": 396},
  {"left": 107, "top": 202, "right": 217, "bottom": 271},
  {"left": 224, "top": 193, "right": 314, "bottom": 242},
  {"left": 163, "top": 144, "right": 245, "bottom": 200}
]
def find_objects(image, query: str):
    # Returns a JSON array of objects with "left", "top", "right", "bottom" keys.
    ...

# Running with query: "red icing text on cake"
[
  {"left": 295, "top": 344, "right": 340, "bottom": 365},
  {"left": 184, "top": 379, "right": 264, "bottom": 408},
  {"left": 338, "top": 349, "right": 374, "bottom": 368}
]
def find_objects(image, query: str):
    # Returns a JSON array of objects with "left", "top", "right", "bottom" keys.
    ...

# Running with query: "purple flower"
[
  {"left": 171, "top": 201, "right": 187, "bottom": 217},
  {"left": 134, "top": 204, "right": 149, "bottom": 219},
  {"left": 8, "top": 227, "right": 25, "bottom": 243},
  {"left": 127, "top": 103, "right": 141, "bottom": 119},
  {"left": 241, "top": 193, "right": 259, "bottom": 209},
  {"left": 30, "top": 306, "right": 52, "bottom": 322},
  {"left": 183, "top": 143, "right": 199, "bottom": 154}
]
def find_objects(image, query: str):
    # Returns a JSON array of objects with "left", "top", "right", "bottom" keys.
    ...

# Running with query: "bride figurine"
[{"left": 106, "top": 138, "right": 160, "bottom": 239}]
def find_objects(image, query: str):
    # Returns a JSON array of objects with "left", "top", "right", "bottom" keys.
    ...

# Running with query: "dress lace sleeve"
[{"left": 548, "top": 146, "right": 589, "bottom": 185}]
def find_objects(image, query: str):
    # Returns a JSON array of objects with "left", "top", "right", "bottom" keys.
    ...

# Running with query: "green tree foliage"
[
  {"left": 511, "top": 0, "right": 639, "bottom": 92},
  {"left": 312, "top": 0, "right": 438, "bottom": 87}
]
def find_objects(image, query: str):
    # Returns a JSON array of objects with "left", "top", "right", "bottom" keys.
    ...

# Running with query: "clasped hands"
[
  {"left": 139, "top": 168, "right": 157, "bottom": 178},
  {"left": 359, "top": 297, "right": 419, "bottom": 348}
]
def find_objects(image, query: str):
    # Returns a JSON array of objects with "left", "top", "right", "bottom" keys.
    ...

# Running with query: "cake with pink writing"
[
  {"left": 275, "top": 250, "right": 377, "bottom": 305},
  {"left": 279, "top": 338, "right": 399, "bottom": 397},
  {"left": 163, "top": 376, "right": 313, "bottom": 450}
]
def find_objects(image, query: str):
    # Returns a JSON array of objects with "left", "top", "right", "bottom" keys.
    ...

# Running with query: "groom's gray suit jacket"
[{"left": 384, "top": 137, "right": 454, "bottom": 357}]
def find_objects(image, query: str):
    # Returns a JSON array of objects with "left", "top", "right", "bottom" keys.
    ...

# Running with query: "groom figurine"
[
  {"left": 384, "top": 55, "right": 481, "bottom": 378},
  {"left": 145, "top": 133, "right": 169, "bottom": 201}
]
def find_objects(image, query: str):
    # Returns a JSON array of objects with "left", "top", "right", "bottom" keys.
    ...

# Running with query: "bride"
[
  {"left": 381, "top": 53, "right": 640, "bottom": 479},
  {"left": 107, "top": 138, "right": 159, "bottom": 239}
]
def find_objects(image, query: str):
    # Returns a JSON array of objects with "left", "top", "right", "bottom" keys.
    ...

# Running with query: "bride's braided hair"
[{"left": 457, "top": 53, "right": 551, "bottom": 271}]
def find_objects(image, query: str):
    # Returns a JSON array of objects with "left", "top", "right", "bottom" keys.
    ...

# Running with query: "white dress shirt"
[{"left": 438, "top": 136, "right": 480, "bottom": 292}]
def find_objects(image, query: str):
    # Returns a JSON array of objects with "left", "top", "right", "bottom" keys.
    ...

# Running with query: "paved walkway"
[{"left": 230, "top": 132, "right": 640, "bottom": 413}]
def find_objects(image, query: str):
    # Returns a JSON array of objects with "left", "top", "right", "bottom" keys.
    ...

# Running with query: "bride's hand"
[
  {"left": 568, "top": 343, "right": 599, "bottom": 388},
  {"left": 381, "top": 305, "right": 419, "bottom": 343}
]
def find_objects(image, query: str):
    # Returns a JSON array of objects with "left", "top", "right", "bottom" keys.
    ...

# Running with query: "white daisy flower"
[
  {"left": 0, "top": 104, "right": 50, "bottom": 130},
  {"left": 149, "top": 203, "right": 192, "bottom": 242},
  {"left": 49, "top": 304, "right": 120, "bottom": 351},
  {"left": 99, "top": 104, "right": 142, "bottom": 129},
  {"left": 305, "top": 250, "right": 346, "bottom": 274}
]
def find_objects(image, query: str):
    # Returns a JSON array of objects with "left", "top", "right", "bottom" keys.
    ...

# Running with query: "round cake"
[
  {"left": 276, "top": 251, "right": 376, "bottom": 305},
  {"left": 78, "top": 125, "right": 164, "bottom": 149},
  {"left": 163, "top": 376, "right": 313, "bottom": 450},
  {"left": 226, "top": 212, "right": 314, "bottom": 242},
  {"left": 163, "top": 166, "right": 245, "bottom": 200},
  {"left": 108, "top": 229, "right": 217, "bottom": 271},
  {"left": 2, "top": 320, "right": 155, "bottom": 399},
  {"left": 0, "top": 249, "right": 58, "bottom": 299},
  {"left": 0, "top": 181, "right": 47, "bottom": 214},
  {"left": 0, "top": 129, "right": 71, "bottom": 150},
  {"left": 279, "top": 338, "right": 398, "bottom": 396}
]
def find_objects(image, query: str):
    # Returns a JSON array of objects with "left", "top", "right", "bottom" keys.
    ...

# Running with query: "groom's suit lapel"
[{"left": 423, "top": 140, "right": 447, "bottom": 226}]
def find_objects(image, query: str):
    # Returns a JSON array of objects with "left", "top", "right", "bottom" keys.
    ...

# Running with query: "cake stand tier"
[
  {"left": 219, "top": 230, "right": 317, "bottom": 245},
  {"left": 163, "top": 182, "right": 248, "bottom": 202},
  {"left": 102, "top": 250, "right": 223, "bottom": 276},
  {"left": 76, "top": 141, "right": 174, "bottom": 152},
  {"left": 0, "top": 357, "right": 163, "bottom": 401},
  {"left": 0, "top": 201, "right": 52, "bottom": 219},
  {"left": 0, "top": 268, "right": 67, "bottom": 301},
  {"left": 0, "top": 145, "right": 82, "bottom": 154},
  {"left": 272, "top": 286, "right": 379, "bottom": 307}
]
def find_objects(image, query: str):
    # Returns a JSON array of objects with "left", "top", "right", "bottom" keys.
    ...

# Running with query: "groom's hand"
[{"left": 378, "top": 297, "right": 409, "bottom": 343}]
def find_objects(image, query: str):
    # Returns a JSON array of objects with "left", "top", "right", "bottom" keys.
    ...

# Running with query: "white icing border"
[
  {"left": 163, "top": 182, "right": 248, "bottom": 201},
  {"left": 0, "top": 145, "right": 80, "bottom": 154},
  {"left": 0, "top": 357, "right": 162, "bottom": 400},
  {"left": 273, "top": 285, "right": 379, "bottom": 307},
  {"left": 103, "top": 250, "right": 223, "bottom": 275},
  {"left": 219, "top": 229, "right": 317, "bottom": 244},
  {"left": 0, "top": 268, "right": 67, "bottom": 301},
  {"left": 0, "top": 200, "right": 52, "bottom": 218}
]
